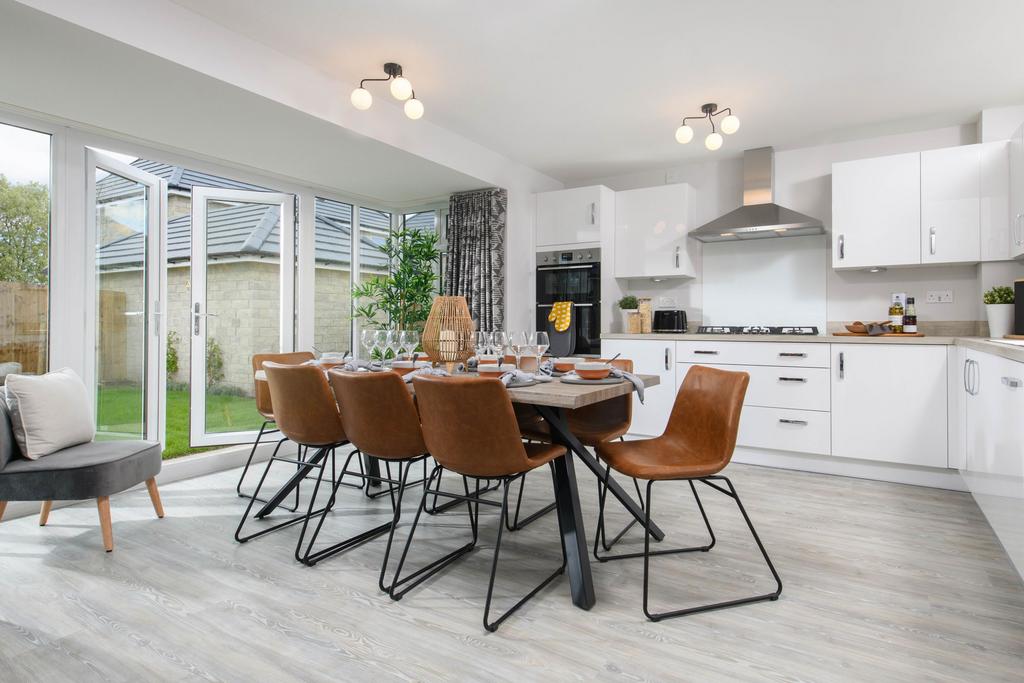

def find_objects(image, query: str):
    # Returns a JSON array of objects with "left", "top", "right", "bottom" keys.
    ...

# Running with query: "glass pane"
[
  {"left": 0, "top": 123, "right": 50, "bottom": 384},
  {"left": 204, "top": 199, "right": 280, "bottom": 434},
  {"left": 403, "top": 210, "right": 440, "bottom": 294},
  {"left": 355, "top": 207, "right": 392, "bottom": 354},
  {"left": 313, "top": 197, "right": 353, "bottom": 355},
  {"left": 94, "top": 168, "right": 147, "bottom": 439}
]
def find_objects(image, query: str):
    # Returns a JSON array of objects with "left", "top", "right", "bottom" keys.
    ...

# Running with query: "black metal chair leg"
[
  {"left": 503, "top": 469, "right": 557, "bottom": 532},
  {"left": 377, "top": 458, "right": 426, "bottom": 592},
  {"left": 389, "top": 466, "right": 480, "bottom": 600},
  {"left": 426, "top": 469, "right": 501, "bottom": 515},
  {"left": 483, "top": 474, "right": 566, "bottom": 632},
  {"left": 640, "top": 476, "right": 782, "bottom": 621},
  {"left": 236, "top": 420, "right": 274, "bottom": 496}
]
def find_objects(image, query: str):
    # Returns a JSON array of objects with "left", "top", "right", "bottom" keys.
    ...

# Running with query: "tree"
[
  {"left": 0, "top": 175, "right": 49, "bottom": 285},
  {"left": 353, "top": 227, "right": 440, "bottom": 330}
]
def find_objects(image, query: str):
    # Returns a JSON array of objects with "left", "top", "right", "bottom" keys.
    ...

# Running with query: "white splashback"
[{"left": 702, "top": 235, "right": 827, "bottom": 328}]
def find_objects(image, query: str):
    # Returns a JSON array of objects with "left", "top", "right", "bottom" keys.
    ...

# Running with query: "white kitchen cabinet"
[
  {"left": 830, "top": 344, "right": 948, "bottom": 468},
  {"left": 961, "top": 349, "right": 1024, "bottom": 574},
  {"left": 601, "top": 338, "right": 676, "bottom": 436},
  {"left": 535, "top": 185, "right": 608, "bottom": 248},
  {"left": 980, "top": 140, "right": 1011, "bottom": 261},
  {"left": 1009, "top": 123, "right": 1024, "bottom": 259},
  {"left": 833, "top": 152, "right": 921, "bottom": 269},
  {"left": 921, "top": 145, "right": 981, "bottom": 264},
  {"left": 614, "top": 183, "right": 696, "bottom": 279}
]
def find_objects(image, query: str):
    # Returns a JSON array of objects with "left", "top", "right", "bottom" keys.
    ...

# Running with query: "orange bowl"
[
  {"left": 575, "top": 362, "right": 610, "bottom": 380},
  {"left": 553, "top": 357, "right": 583, "bottom": 373}
]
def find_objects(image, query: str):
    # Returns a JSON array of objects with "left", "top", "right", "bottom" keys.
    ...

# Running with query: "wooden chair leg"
[
  {"left": 0, "top": 501, "right": 6, "bottom": 522},
  {"left": 39, "top": 501, "right": 53, "bottom": 526},
  {"left": 97, "top": 497, "right": 113, "bottom": 552},
  {"left": 145, "top": 478, "right": 164, "bottom": 519}
]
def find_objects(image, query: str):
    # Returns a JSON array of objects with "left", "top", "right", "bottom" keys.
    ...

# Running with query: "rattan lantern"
[{"left": 422, "top": 296, "right": 475, "bottom": 372}]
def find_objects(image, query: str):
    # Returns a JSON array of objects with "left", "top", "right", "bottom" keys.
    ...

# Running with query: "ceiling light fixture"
[
  {"left": 350, "top": 62, "right": 424, "bottom": 120},
  {"left": 675, "top": 103, "right": 740, "bottom": 151}
]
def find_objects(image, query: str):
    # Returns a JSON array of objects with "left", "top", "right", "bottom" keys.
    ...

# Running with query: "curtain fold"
[{"left": 443, "top": 187, "right": 507, "bottom": 331}]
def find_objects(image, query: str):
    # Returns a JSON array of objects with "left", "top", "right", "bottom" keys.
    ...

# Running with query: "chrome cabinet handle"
[
  {"left": 693, "top": 350, "right": 718, "bottom": 355},
  {"left": 779, "top": 352, "right": 807, "bottom": 358},
  {"left": 664, "top": 347, "right": 670, "bottom": 370},
  {"left": 1002, "top": 376, "right": 1022, "bottom": 388},
  {"left": 929, "top": 226, "right": 936, "bottom": 255},
  {"left": 969, "top": 359, "right": 979, "bottom": 395},
  {"left": 779, "top": 418, "right": 808, "bottom": 426},
  {"left": 674, "top": 245, "right": 680, "bottom": 269},
  {"left": 589, "top": 202, "right": 596, "bottom": 225},
  {"left": 779, "top": 377, "right": 807, "bottom": 383},
  {"left": 963, "top": 359, "right": 970, "bottom": 393},
  {"left": 838, "top": 351, "right": 845, "bottom": 379},
  {"left": 838, "top": 233, "right": 845, "bottom": 260}
]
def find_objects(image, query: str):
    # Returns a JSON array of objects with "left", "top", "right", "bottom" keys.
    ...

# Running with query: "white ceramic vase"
[
  {"left": 985, "top": 303, "right": 1014, "bottom": 339},
  {"left": 619, "top": 308, "right": 638, "bottom": 332}
]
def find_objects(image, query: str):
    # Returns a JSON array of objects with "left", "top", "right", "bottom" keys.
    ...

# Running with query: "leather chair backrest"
[
  {"left": 252, "top": 352, "right": 315, "bottom": 417},
  {"left": 328, "top": 370, "right": 426, "bottom": 459},
  {"left": 262, "top": 361, "right": 346, "bottom": 446},
  {"left": 664, "top": 365, "right": 749, "bottom": 469},
  {"left": 412, "top": 375, "right": 534, "bottom": 478}
]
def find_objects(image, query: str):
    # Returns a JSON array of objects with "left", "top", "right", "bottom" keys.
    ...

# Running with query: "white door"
[
  {"left": 831, "top": 344, "right": 948, "bottom": 467},
  {"left": 189, "top": 187, "right": 295, "bottom": 447},
  {"left": 921, "top": 145, "right": 981, "bottom": 264},
  {"left": 832, "top": 152, "right": 921, "bottom": 268},
  {"left": 602, "top": 339, "right": 676, "bottom": 436},
  {"left": 86, "top": 149, "right": 167, "bottom": 444}
]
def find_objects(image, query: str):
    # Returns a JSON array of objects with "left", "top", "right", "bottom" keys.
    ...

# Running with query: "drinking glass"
[
  {"left": 474, "top": 331, "right": 493, "bottom": 358},
  {"left": 401, "top": 330, "right": 420, "bottom": 360},
  {"left": 492, "top": 330, "right": 510, "bottom": 363},
  {"left": 372, "top": 330, "right": 388, "bottom": 361},
  {"left": 533, "top": 331, "right": 550, "bottom": 358},
  {"left": 508, "top": 331, "right": 528, "bottom": 367},
  {"left": 385, "top": 329, "right": 401, "bottom": 362},
  {"left": 360, "top": 329, "right": 375, "bottom": 361}
]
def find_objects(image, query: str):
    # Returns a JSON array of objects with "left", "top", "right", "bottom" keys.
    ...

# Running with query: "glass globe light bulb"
[
  {"left": 390, "top": 76, "right": 413, "bottom": 101},
  {"left": 404, "top": 97, "right": 424, "bottom": 120},
  {"left": 720, "top": 114, "right": 741, "bottom": 135},
  {"left": 350, "top": 87, "right": 373, "bottom": 110},
  {"left": 705, "top": 132, "right": 724, "bottom": 151},
  {"left": 674, "top": 124, "right": 694, "bottom": 144}
]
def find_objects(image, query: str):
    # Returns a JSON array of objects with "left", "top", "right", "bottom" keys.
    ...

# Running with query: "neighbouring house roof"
[{"left": 95, "top": 160, "right": 436, "bottom": 271}]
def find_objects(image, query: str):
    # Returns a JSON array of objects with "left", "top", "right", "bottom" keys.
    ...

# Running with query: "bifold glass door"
[
  {"left": 189, "top": 187, "right": 295, "bottom": 447},
  {"left": 87, "top": 149, "right": 166, "bottom": 442}
]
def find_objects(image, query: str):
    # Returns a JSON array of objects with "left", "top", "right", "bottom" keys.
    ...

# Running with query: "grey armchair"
[{"left": 0, "top": 399, "right": 164, "bottom": 551}]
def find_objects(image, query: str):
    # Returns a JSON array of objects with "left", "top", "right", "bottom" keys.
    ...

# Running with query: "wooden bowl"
[{"left": 576, "top": 362, "right": 611, "bottom": 380}]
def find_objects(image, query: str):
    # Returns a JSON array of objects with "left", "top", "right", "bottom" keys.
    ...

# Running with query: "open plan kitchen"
[{"left": 1, "top": 2, "right": 1023, "bottom": 681}]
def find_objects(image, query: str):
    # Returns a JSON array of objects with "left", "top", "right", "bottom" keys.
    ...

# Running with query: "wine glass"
[
  {"left": 372, "top": 330, "right": 388, "bottom": 361},
  {"left": 360, "top": 329, "right": 375, "bottom": 361},
  {"left": 492, "top": 330, "right": 509, "bottom": 363},
  {"left": 400, "top": 330, "right": 420, "bottom": 360},
  {"left": 382, "top": 329, "right": 398, "bottom": 362},
  {"left": 533, "top": 331, "right": 550, "bottom": 358},
  {"left": 508, "top": 331, "right": 528, "bottom": 367},
  {"left": 474, "top": 331, "right": 492, "bottom": 360}
]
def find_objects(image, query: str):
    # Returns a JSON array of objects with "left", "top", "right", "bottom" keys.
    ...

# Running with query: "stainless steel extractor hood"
[{"left": 690, "top": 147, "right": 824, "bottom": 242}]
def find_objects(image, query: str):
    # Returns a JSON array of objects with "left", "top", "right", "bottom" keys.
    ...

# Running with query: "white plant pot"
[
  {"left": 619, "top": 308, "right": 639, "bottom": 332},
  {"left": 985, "top": 303, "right": 1015, "bottom": 339}
]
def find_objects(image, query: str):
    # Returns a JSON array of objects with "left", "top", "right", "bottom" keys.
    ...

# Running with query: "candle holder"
[{"left": 422, "top": 296, "right": 475, "bottom": 373}]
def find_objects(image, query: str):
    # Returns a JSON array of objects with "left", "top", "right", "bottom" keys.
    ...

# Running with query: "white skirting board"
[{"left": 0, "top": 441, "right": 278, "bottom": 521}]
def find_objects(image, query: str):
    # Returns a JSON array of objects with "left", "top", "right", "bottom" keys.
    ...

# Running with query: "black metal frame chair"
[
  {"left": 388, "top": 463, "right": 567, "bottom": 632},
  {"left": 594, "top": 464, "right": 782, "bottom": 621}
]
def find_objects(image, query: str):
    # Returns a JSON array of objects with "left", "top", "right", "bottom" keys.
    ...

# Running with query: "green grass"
[{"left": 96, "top": 385, "right": 263, "bottom": 459}]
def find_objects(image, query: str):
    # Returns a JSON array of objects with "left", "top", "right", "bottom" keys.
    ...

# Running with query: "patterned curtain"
[{"left": 443, "top": 188, "right": 507, "bottom": 331}]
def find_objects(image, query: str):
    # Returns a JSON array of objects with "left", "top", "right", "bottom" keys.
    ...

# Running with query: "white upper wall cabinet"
[
  {"left": 921, "top": 144, "right": 981, "bottom": 264},
  {"left": 1010, "top": 124, "right": 1024, "bottom": 259},
  {"left": 614, "top": 183, "right": 696, "bottom": 279},
  {"left": 980, "top": 140, "right": 1011, "bottom": 261},
  {"left": 535, "top": 185, "right": 606, "bottom": 248},
  {"left": 833, "top": 151, "right": 921, "bottom": 269}
]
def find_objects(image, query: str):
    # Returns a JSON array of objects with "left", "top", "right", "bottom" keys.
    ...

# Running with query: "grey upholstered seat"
[{"left": 0, "top": 397, "right": 161, "bottom": 500}]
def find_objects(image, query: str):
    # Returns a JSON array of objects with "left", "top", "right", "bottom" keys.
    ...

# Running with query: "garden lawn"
[{"left": 96, "top": 385, "right": 263, "bottom": 458}]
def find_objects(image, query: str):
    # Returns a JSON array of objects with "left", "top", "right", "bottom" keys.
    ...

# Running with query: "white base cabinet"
[
  {"left": 601, "top": 339, "right": 676, "bottom": 437},
  {"left": 830, "top": 344, "right": 948, "bottom": 468}
]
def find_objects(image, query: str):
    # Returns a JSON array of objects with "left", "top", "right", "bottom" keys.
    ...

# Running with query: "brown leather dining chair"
[
  {"left": 235, "top": 362, "right": 386, "bottom": 566},
  {"left": 327, "top": 369, "right": 430, "bottom": 590},
  {"left": 237, "top": 351, "right": 315, "bottom": 509},
  {"left": 594, "top": 365, "right": 783, "bottom": 621},
  {"left": 390, "top": 375, "right": 567, "bottom": 632}
]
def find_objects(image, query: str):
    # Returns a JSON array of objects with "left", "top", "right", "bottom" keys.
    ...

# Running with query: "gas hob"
[{"left": 696, "top": 326, "right": 819, "bottom": 335}]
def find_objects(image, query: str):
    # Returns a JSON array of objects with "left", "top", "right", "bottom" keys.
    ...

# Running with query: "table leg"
[
  {"left": 535, "top": 406, "right": 665, "bottom": 542},
  {"left": 364, "top": 453, "right": 382, "bottom": 489}
]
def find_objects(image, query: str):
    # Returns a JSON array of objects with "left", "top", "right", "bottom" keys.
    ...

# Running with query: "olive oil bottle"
[{"left": 888, "top": 296, "right": 904, "bottom": 333}]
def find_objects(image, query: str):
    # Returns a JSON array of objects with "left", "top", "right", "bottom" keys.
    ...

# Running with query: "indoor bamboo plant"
[{"left": 352, "top": 227, "right": 441, "bottom": 332}]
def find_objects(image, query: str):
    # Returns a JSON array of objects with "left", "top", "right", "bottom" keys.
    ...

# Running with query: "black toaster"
[{"left": 653, "top": 310, "right": 687, "bottom": 333}]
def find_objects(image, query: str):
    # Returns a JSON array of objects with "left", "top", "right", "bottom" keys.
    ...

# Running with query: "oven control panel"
[{"left": 537, "top": 248, "right": 601, "bottom": 265}]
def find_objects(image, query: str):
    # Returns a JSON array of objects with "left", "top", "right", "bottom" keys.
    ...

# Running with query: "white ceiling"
[{"left": 168, "top": 0, "right": 1024, "bottom": 183}]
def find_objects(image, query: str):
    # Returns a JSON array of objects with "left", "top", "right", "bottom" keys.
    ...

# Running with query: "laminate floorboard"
[{"left": 0, "top": 445, "right": 1021, "bottom": 682}]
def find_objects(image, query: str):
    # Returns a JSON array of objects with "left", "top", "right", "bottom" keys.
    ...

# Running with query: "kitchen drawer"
[
  {"left": 675, "top": 341, "right": 829, "bottom": 368},
  {"left": 736, "top": 406, "right": 831, "bottom": 455},
  {"left": 677, "top": 362, "right": 830, "bottom": 411}
]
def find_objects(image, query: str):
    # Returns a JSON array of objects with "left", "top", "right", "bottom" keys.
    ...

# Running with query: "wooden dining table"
[{"left": 252, "top": 368, "right": 662, "bottom": 611}]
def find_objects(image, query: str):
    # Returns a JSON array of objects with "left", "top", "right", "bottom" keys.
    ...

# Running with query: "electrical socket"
[
  {"left": 658, "top": 296, "right": 677, "bottom": 308},
  {"left": 926, "top": 290, "right": 954, "bottom": 304}
]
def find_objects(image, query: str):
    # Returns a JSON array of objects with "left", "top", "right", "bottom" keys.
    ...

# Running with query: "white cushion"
[{"left": 4, "top": 368, "right": 95, "bottom": 460}]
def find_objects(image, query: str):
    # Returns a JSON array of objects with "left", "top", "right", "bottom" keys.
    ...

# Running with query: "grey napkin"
[
  {"left": 341, "top": 359, "right": 385, "bottom": 372},
  {"left": 499, "top": 369, "right": 553, "bottom": 386},
  {"left": 403, "top": 366, "right": 450, "bottom": 383},
  {"left": 610, "top": 367, "right": 645, "bottom": 404},
  {"left": 538, "top": 359, "right": 554, "bottom": 376}
]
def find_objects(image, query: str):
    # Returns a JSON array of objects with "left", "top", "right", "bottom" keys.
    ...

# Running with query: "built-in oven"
[{"left": 536, "top": 248, "right": 600, "bottom": 355}]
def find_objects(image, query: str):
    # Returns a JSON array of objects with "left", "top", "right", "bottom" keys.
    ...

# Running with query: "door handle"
[
  {"left": 838, "top": 351, "right": 845, "bottom": 379},
  {"left": 664, "top": 347, "right": 670, "bottom": 370},
  {"left": 193, "top": 303, "right": 218, "bottom": 335},
  {"left": 589, "top": 202, "right": 596, "bottom": 225},
  {"left": 693, "top": 350, "right": 718, "bottom": 355},
  {"left": 963, "top": 358, "right": 970, "bottom": 394},
  {"left": 778, "top": 377, "right": 807, "bottom": 383},
  {"left": 838, "top": 233, "right": 845, "bottom": 260},
  {"left": 778, "top": 418, "right": 808, "bottom": 426},
  {"left": 123, "top": 311, "right": 145, "bottom": 317},
  {"left": 779, "top": 352, "right": 807, "bottom": 358},
  {"left": 929, "top": 226, "right": 936, "bottom": 255},
  {"left": 674, "top": 245, "right": 680, "bottom": 269},
  {"left": 1002, "top": 376, "right": 1022, "bottom": 388},
  {"left": 969, "top": 359, "right": 979, "bottom": 395}
]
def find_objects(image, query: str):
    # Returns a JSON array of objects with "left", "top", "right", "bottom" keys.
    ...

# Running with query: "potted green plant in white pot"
[
  {"left": 617, "top": 295, "right": 639, "bottom": 332},
  {"left": 983, "top": 285, "right": 1015, "bottom": 339}
]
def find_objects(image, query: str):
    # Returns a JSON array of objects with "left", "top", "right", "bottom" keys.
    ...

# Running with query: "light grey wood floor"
[{"left": 0, "top": 447, "right": 1022, "bottom": 682}]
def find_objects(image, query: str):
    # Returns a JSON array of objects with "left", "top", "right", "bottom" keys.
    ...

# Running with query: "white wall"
[{"left": 574, "top": 121, "right": 1024, "bottom": 329}]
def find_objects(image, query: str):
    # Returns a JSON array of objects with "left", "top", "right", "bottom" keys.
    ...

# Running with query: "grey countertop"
[{"left": 601, "top": 333, "right": 1024, "bottom": 363}]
